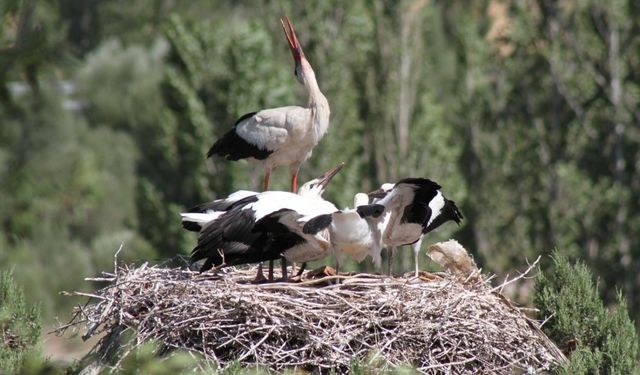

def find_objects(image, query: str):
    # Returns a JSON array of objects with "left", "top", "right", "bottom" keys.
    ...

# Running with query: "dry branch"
[{"left": 58, "top": 250, "right": 565, "bottom": 374}]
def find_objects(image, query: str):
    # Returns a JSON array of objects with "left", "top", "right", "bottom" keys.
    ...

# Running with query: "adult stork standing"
[
  {"left": 369, "top": 178, "right": 464, "bottom": 277},
  {"left": 184, "top": 164, "right": 343, "bottom": 279},
  {"left": 207, "top": 16, "right": 330, "bottom": 194}
]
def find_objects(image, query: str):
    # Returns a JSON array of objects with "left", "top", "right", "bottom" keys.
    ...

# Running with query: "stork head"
[
  {"left": 423, "top": 195, "right": 464, "bottom": 234},
  {"left": 297, "top": 162, "right": 345, "bottom": 198},
  {"left": 353, "top": 193, "right": 370, "bottom": 207},
  {"left": 281, "top": 16, "right": 312, "bottom": 86},
  {"left": 367, "top": 183, "right": 395, "bottom": 200}
]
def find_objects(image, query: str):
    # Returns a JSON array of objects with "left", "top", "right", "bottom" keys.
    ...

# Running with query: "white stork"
[
  {"left": 181, "top": 162, "right": 343, "bottom": 279},
  {"left": 256, "top": 192, "right": 386, "bottom": 278},
  {"left": 250, "top": 208, "right": 334, "bottom": 279},
  {"left": 369, "top": 178, "right": 463, "bottom": 277},
  {"left": 329, "top": 193, "right": 386, "bottom": 275},
  {"left": 183, "top": 164, "right": 342, "bottom": 278},
  {"left": 207, "top": 16, "right": 330, "bottom": 193},
  {"left": 180, "top": 163, "right": 343, "bottom": 232}
]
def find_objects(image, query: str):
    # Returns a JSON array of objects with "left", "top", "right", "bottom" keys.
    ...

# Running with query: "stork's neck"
[
  {"left": 304, "top": 69, "right": 330, "bottom": 144},
  {"left": 306, "top": 76, "right": 328, "bottom": 110}
]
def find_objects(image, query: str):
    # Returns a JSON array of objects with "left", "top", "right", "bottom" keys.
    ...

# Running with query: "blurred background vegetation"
[{"left": 1, "top": 0, "right": 639, "bottom": 370}]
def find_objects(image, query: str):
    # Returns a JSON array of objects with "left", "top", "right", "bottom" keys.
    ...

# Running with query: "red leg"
[
  {"left": 291, "top": 171, "right": 298, "bottom": 193},
  {"left": 263, "top": 168, "right": 271, "bottom": 191}
]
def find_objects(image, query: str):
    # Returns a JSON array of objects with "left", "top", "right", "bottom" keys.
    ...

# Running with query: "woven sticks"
[{"left": 58, "top": 259, "right": 565, "bottom": 374}]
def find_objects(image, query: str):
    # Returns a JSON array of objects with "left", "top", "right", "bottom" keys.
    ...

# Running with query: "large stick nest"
[{"left": 59, "top": 246, "right": 565, "bottom": 374}]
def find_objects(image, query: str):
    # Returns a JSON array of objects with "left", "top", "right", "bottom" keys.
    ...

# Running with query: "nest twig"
[{"left": 57, "top": 252, "right": 565, "bottom": 374}]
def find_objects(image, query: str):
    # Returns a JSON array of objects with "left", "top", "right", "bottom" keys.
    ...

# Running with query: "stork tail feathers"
[{"left": 180, "top": 213, "right": 222, "bottom": 232}]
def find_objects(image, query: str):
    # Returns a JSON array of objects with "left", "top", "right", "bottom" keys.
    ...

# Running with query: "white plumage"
[
  {"left": 183, "top": 164, "right": 343, "bottom": 275},
  {"left": 328, "top": 193, "right": 385, "bottom": 272},
  {"left": 243, "top": 192, "right": 337, "bottom": 222},
  {"left": 181, "top": 164, "right": 343, "bottom": 230},
  {"left": 184, "top": 173, "right": 461, "bottom": 280}
]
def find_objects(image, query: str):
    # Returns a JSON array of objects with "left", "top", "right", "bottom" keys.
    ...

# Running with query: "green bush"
[
  {"left": 114, "top": 342, "right": 204, "bottom": 374},
  {"left": 0, "top": 271, "right": 41, "bottom": 374},
  {"left": 535, "top": 252, "right": 639, "bottom": 374}
]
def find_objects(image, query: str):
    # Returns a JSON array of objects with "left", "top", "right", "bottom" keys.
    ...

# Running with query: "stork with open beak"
[
  {"left": 207, "top": 16, "right": 330, "bottom": 194},
  {"left": 369, "top": 178, "right": 464, "bottom": 277},
  {"left": 184, "top": 164, "right": 343, "bottom": 278}
]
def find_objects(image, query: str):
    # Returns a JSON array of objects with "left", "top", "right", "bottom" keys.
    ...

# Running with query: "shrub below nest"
[{"left": 58, "top": 251, "right": 565, "bottom": 374}]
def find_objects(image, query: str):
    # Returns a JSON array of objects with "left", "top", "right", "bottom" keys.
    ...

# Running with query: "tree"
[
  {"left": 0, "top": 271, "right": 40, "bottom": 374},
  {"left": 535, "top": 252, "right": 638, "bottom": 374},
  {"left": 1, "top": 2, "right": 152, "bottom": 317},
  {"left": 423, "top": 0, "right": 640, "bottom": 311}
]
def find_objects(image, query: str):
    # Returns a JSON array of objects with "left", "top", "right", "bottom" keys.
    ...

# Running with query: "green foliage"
[
  {"left": 535, "top": 252, "right": 639, "bottom": 374},
  {"left": 0, "top": 85, "right": 150, "bottom": 318},
  {"left": 16, "top": 350, "right": 65, "bottom": 375},
  {"left": 0, "top": 271, "right": 40, "bottom": 374},
  {"left": 348, "top": 356, "right": 419, "bottom": 375},
  {"left": 114, "top": 342, "right": 204, "bottom": 375}
]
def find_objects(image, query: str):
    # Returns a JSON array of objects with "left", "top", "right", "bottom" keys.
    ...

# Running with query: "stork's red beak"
[{"left": 280, "top": 16, "right": 304, "bottom": 61}]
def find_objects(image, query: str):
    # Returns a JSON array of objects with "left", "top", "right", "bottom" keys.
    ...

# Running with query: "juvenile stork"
[
  {"left": 183, "top": 164, "right": 343, "bottom": 277},
  {"left": 369, "top": 178, "right": 464, "bottom": 277},
  {"left": 256, "top": 193, "right": 386, "bottom": 278},
  {"left": 207, "top": 16, "right": 330, "bottom": 193}
]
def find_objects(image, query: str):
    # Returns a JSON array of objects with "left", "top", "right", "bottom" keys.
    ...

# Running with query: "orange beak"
[{"left": 280, "top": 16, "right": 305, "bottom": 62}]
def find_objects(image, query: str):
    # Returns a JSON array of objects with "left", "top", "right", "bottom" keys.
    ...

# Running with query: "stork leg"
[
  {"left": 414, "top": 253, "right": 420, "bottom": 277},
  {"left": 387, "top": 247, "right": 395, "bottom": 276},
  {"left": 371, "top": 251, "right": 382, "bottom": 275},
  {"left": 291, "top": 171, "right": 299, "bottom": 194},
  {"left": 254, "top": 263, "right": 267, "bottom": 283},
  {"left": 295, "top": 262, "right": 307, "bottom": 278},
  {"left": 256, "top": 167, "right": 273, "bottom": 281},
  {"left": 263, "top": 168, "right": 272, "bottom": 191},
  {"left": 334, "top": 252, "right": 342, "bottom": 284},
  {"left": 413, "top": 238, "right": 423, "bottom": 278},
  {"left": 268, "top": 260, "right": 274, "bottom": 282},
  {"left": 280, "top": 257, "right": 288, "bottom": 281}
]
